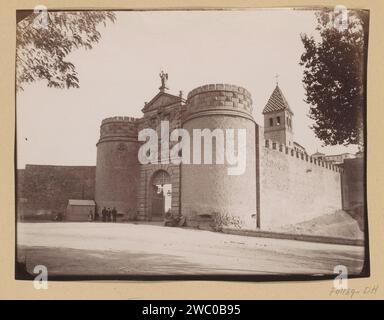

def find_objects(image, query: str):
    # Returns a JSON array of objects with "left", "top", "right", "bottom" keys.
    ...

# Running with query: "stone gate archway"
[{"left": 149, "top": 170, "right": 172, "bottom": 220}]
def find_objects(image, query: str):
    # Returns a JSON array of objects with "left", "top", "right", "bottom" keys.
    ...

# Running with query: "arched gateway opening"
[{"left": 149, "top": 170, "right": 172, "bottom": 220}]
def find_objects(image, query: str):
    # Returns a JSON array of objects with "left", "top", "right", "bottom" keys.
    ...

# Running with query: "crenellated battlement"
[
  {"left": 187, "top": 84, "right": 252, "bottom": 100},
  {"left": 263, "top": 139, "right": 342, "bottom": 173},
  {"left": 101, "top": 116, "right": 140, "bottom": 125},
  {"left": 98, "top": 116, "right": 140, "bottom": 143},
  {"left": 184, "top": 84, "right": 254, "bottom": 122}
]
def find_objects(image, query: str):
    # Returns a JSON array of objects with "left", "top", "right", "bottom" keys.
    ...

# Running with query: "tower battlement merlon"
[
  {"left": 187, "top": 84, "right": 252, "bottom": 103},
  {"left": 101, "top": 116, "right": 141, "bottom": 126},
  {"left": 184, "top": 84, "right": 254, "bottom": 123},
  {"left": 98, "top": 116, "right": 140, "bottom": 145},
  {"left": 263, "top": 139, "right": 341, "bottom": 173}
]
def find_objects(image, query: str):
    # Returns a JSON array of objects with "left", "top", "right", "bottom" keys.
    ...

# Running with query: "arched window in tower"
[
  {"left": 277, "top": 116, "right": 281, "bottom": 126},
  {"left": 269, "top": 118, "right": 273, "bottom": 127}
]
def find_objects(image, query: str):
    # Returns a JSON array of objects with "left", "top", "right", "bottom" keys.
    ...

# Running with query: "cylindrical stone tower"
[
  {"left": 181, "top": 84, "right": 258, "bottom": 229},
  {"left": 95, "top": 116, "right": 140, "bottom": 216}
]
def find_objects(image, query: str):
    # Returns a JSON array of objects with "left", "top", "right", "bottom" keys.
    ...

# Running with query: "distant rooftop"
[
  {"left": 68, "top": 199, "right": 95, "bottom": 206},
  {"left": 324, "top": 153, "right": 354, "bottom": 157}
]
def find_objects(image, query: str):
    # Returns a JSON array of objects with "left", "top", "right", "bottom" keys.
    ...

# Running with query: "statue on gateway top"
[{"left": 159, "top": 70, "right": 169, "bottom": 92}]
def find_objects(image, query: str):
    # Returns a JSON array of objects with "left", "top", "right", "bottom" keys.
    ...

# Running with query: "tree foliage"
[
  {"left": 16, "top": 11, "right": 116, "bottom": 90},
  {"left": 300, "top": 9, "right": 369, "bottom": 146}
]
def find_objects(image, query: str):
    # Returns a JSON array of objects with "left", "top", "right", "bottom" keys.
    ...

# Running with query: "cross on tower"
[{"left": 275, "top": 73, "right": 279, "bottom": 85}]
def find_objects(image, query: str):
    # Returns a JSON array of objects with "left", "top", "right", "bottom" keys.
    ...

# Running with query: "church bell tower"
[{"left": 262, "top": 83, "right": 294, "bottom": 147}]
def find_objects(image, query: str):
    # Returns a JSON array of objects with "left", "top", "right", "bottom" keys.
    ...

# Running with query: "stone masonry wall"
[
  {"left": 17, "top": 165, "right": 95, "bottom": 218},
  {"left": 181, "top": 84, "right": 257, "bottom": 230},
  {"left": 341, "top": 157, "right": 365, "bottom": 210},
  {"left": 95, "top": 116, "right": 140, "bottom": 216},
  {"left": 260, "top": 139, "right": 342, "bottom": 229},
  {"left": 137, "top": 163, "right": 181, "bottom": 220}
]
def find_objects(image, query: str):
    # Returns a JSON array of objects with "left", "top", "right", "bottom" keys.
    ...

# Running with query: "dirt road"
[{"left": 17, "top": 222, "right": 365, "bottom": 277}]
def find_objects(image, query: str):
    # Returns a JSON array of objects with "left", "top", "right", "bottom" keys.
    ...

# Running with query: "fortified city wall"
[{"left": 259, "top": 138, "right": 342, "bottom": 229}]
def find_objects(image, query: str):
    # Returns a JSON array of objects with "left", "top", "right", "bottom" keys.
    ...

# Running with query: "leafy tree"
[
  {"left": 16, "top": 10, "right": 116, "bottom": 90},
  {"left": 300, "top": 9, "right": 369, "bottom": 146}
]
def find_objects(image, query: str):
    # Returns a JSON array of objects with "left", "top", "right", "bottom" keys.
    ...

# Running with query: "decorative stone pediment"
[{"left": 142, "top": 92, "right": 181, "bottom": 113}]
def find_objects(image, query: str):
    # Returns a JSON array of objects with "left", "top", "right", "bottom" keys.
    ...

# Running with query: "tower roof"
[{"left": 263, "top": 85, "right": 293, "bottom": 115}]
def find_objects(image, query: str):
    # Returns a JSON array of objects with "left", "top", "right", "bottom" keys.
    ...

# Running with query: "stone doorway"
[{"left": 149, "top": 170, "right": 172, "bottom": 220}]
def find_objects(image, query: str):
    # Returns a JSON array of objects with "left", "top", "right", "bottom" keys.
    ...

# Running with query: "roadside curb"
[{"left": 222, "top": 228, "right": 364, "bottom": 246}]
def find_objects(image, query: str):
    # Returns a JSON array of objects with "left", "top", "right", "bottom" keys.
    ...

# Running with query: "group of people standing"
[
  {"left": 87, "top": 206, "right": 118, "bottom": 222},
  {"left": 98, "top": 207, "right": 118, "bottom": 222}
]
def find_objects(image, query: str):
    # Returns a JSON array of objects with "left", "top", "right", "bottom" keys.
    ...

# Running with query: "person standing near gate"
[
  {"left": 101, "top": 207, "right": 107, "bottom": 222},
  {"left": 112, "top": 207, "right": 117, "bottom": 222},
  {"left": 107, "top": 208, "right": 112, "bottom": 222}
]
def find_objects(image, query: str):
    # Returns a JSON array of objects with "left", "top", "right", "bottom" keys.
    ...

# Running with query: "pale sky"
[{"left": 16, "top": 9, "right": 359, "bottom": 169}]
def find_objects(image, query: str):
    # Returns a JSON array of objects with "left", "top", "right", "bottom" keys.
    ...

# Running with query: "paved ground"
[{"left": 17, "top": 222, "right": 365, "bottom": 276}]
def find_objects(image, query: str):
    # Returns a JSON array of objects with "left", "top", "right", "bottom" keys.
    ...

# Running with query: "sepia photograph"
[{"left": 15, "top": 7, "right": 369, "bottom": 280}]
